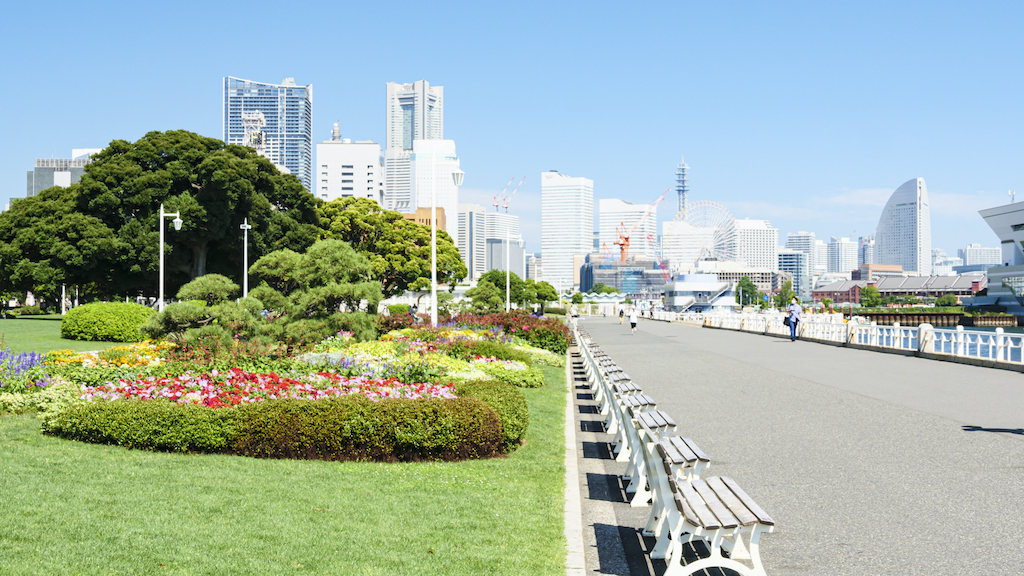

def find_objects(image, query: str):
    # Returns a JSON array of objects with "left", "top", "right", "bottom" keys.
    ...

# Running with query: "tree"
[
  {"left": 935, "top": 293, "right": 958, "bottom": 307},
  {"left": 465, "top": 280, "right": 504, "bottom": 313},
  {"left": 478, "top": 269, "right": 527, "bottom": 307},
  {"left": 590, "top": 282, "right": 619, "bottom": 294},
  {"left": 87, "top": 131, "right": 321, "bottom": 289},
  {"left": 736, "top": 276, "right": 760, "bottom": 306},
  {"left": 772, "top": 281, "right": 797, "bottom": 309},
  {"left": 0, "top": 186, "right": 120, "bottom": 306},
  {"left": 176, "top": 274, "right": 239, "bottom": 306},
  {"left": 318, "top": 197, "right": 467, "bottom": 298},
  {"left": 860, "top": 285, "right": 882, "bottom": 307},
  {"left": 531, "top": 280, "right": 558, "bottom": 314},
  {"left": 571, "top": 292, "right": 584, "bottom": 304}
]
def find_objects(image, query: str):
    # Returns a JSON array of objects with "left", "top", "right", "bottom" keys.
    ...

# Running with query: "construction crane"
[
  {"left": 613, "top": 188, "right": 670, "bottom": 263},
  {"left": 502, "top": 177, "right": 525, "bottom": 212},
  {"left": 645, "top": 232, "right": 670, "bottom": 282},
  {"left": 600, "top": 242, "right": 614, "bottom": 260},
  {"left": 492, "top": 178, "right": 515, "bottom": 211}
]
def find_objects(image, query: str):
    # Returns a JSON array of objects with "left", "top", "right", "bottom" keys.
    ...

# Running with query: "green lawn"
[
  {"left": 0, "top": 316, "right": 120, "bottom": 354},
  {"left": 0, "top": 366, "right": 567, "bottom": 575}
]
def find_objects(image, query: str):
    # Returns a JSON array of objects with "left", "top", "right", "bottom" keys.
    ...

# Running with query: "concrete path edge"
[{"left": 564, "top": 349, "right": 585, "bottom": 576}]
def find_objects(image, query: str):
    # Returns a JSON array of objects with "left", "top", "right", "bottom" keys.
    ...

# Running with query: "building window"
[
  {"left": 342, "top": 165, "right": 353, "bottom": 169},
  {"left": 342, "top": 180, "right": 353, "bottom": 183},
  {"left": 342, "top": 187, "right": 353, "bottom": 191},
  {"left": 342, "top": 172, "right": 353, "bottom": 176}
]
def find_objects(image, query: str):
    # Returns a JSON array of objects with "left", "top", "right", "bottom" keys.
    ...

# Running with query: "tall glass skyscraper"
[
  {"left": 874, "top": 178, "right": 931, "bottom": 275},
  {"left": 384, "top": 81, "right": 443, "bottom": 211},
  {"left": 223, "top": 76, "right": 313, "bottom": 191}
]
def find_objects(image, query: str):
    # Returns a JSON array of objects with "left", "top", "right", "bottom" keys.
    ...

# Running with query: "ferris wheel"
[{"left": 672, "top": 200, "right": 739, "bottom": 264}]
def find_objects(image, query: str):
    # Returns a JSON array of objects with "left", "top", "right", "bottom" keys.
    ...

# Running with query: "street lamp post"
[
  {"left": 505, "top": 227, "right": 511, "bottom": 313},
  {"left": 240, "top": 218, "right": 252, "bottom": 298},
  {"left": 158, "top": 204, "right": 183, "bottom": 311},
  {"left": 430, "top": 165, "right": 464, "bottom": 327}
]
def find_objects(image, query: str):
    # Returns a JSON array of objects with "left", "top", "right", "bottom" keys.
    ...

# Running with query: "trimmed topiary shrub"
[
  {"left": 176, "top": 274, "right": 239, "bottom": 306},
  {"left": 457, "top": 380, "right": 529, "bottom": 452},
  {"left": 388, "top": 304, "right": 410, "bottom": 315},
  {"left": 61, "top": 302, "right": 155, "bottom": 342},
  {"left": 479, "top": 364, "right": 546, "bottom": 389}
]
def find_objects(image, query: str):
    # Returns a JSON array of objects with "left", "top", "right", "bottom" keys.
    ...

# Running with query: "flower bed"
[
  {"left": 0, "top": 348, "right": 50, "bottom": 389},
  {"left": 46, "top": 341, "right": 175, "bottom": 368},
  {"left": 79, "top": 369, "right": 458, "bottom": 409}
]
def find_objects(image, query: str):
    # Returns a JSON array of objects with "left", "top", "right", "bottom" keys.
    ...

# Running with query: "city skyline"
[{"left": 1, "top": 2, "right": 1020, "bottom": 261}]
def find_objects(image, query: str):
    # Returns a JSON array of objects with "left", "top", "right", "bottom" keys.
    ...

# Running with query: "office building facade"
[
  {"left": 827, "top": 237, "right": 858, "bottom": 273},
  {"left": 598, "top": 198, "right": 656, "bottom": 260},
  {"left": 541, "top": 171, "right": 593, "bottom": 289},
  {"left": 778, "top": 248, "right": 811, "bottom": 300},
  {"left": 958, "top": 243, "right": 1000, "bottom": 267},
  {"left": 26, "top": 149, "right": 101, "bottom": 196},
  {"left": 457, "top": 204, "right": 487, "bottom": 281},
  {"left": 875, "top": 177, "right": 932, "bottom": 275},
  {"left": 223, "top": 76, "right": 313, "bottom": 191},
  {"left": 409, "top": 139, "right": 461, "bottom": 246},
  {"left": 735, "top": 219, "right": 778, "bottom": 271},
  {"left": 384, "top": 81, "right": 443, "bottom": 211},
  {"left": 314, "top": 123, "right": 383, "bottom": 203}
]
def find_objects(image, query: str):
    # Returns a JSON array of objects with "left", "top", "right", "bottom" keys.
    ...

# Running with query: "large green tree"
[
  {"left": 736, "top": 276, "right": 761, "bottom": 306},
  {"left": 318, "top": 197, "right": 467, "bottom": 298},
  {"left": 860, "top": 285, "right": 882, "bottom": 307},
  {"left": 72, "top": 130, "right": 320, "bottom": 297}
]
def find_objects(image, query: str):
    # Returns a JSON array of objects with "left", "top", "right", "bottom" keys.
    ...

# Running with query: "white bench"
[{"left": 622, "top": 407, "right": 676, "bottom": 506}]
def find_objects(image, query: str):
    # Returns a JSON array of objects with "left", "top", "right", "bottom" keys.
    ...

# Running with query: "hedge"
[
  {"left": 42, "top": 383, "right": 527, "bottom": 461},
  {"left": 61, "top": 302, "right": 154, "bottom": 342}
]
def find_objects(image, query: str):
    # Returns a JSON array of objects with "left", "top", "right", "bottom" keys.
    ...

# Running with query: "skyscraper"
[
  {"left": 409, "top": 139, "right": 461, "bottom": 245},
  {"left": 599, "top": 198, "right": 656, "bottom": 260},
  {"left": 858, "top": 235, "right": 875, "bottom": 266},
  {"left": 223, "top": 76, "right": 313, "bottom": 191},
  {"left": 827, "top": 237, "right": 858, "bottom": 273},
  {"left": 541, "top": 171, "right": 593, "bottom": 289},
  {"left": 778, "top": 248, "right": 810, "bottom": 300},
  {"left": 874, "top": 178, "right": 932, "bottom": 275},
  {"left": 384, "top": 81, "right": 443, "bottom": 211}
]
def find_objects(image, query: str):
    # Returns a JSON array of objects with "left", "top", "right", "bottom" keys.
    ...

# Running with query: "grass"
[
  {"left": 0, "top": 316, "right": 120, "bottom": 354},
  {"left": 0, "top": 365, "right": 567, "bottom": 575}
]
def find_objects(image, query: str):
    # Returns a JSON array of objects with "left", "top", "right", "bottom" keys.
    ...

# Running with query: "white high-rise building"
[
  {"left": 541, "top": 171, "right": 593, "bottom": 289},
  {"left": 813, "top": 239, "right": 828, "bottom": 274},
  {"left": 875, "top": 177, "right": 932, "bottom": 275},
  {"left": 384, "top": 81, "right": 444, "bottom": 211},
  {"left": 314, "top": 123, "right": 383, "bottom": 203},
  {"left": 827, "top": 237, "right": 858, "bottom": 273},
  {"left": 931, "top": 248, "right": 963, "bottom": 276},
  {"left": 958, "top": 243, "right": 1001, "bottom": 266},
  {"left": 785, "top": 231, "right": 816, "bottom": 256},
  {"left": 223, "top": 76, "right": 313, "bottom": 190},
  {"left": 458, "top": 204, "right": 487, "bottom": 280},
  {"left": 858, "top": 235, "right": 875, "bottom": 266},
  {"left": 409, "top": 139, "right": 461, "bottom": 246},
  {"left": 598, "top": 198, "right": 656, "bottom": 260},
  {"left": 661, "top": 220, "right": 716, "bottom": 273},
  {"left": 735, "top": 219, "right": 778, "bottom": 271}
]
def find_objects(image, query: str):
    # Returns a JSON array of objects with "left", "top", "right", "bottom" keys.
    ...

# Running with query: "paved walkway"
[{"left": 570, "top": 315, "right": 1024, "bottom": 575}]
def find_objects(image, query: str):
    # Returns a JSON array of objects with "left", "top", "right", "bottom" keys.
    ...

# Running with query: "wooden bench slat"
[
  {"left": 693, "top": 479, "right": 740, "bottom": 529},
  {"left": 677, "top": 480, "right": 720, "bottom": 529},
  {"left": 658, "top": 439, "right": 686, "bottom": 464},
  {"left": 673, "top": 436, "right": 710, "bottom": 463},
  {"left": 721, "top": 477, "right": 775, "bottom": 526},
  {"left": 668, "top": 436, "right": 698, "bottom": 463},
  {"left": 649, "top": 410, "right": 668, "bottom": 428},
  {"left": 638, "top": 412, "right": 657, "bottom": 429},
  {"left": 659, "top": 411, "right": 677, "bottom": 428},
  {"left": 706, "top": 476, "right": 759, "bottom": 527}
]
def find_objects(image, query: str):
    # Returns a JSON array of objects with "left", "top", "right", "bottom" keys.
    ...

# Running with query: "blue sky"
[{"left": 2, "top": 0, "right": 1021, "bottom": 260}]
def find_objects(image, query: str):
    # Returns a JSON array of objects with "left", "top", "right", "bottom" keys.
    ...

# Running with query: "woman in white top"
[{"left": 628, "top": 306, "right": 639, "bottom": 335}]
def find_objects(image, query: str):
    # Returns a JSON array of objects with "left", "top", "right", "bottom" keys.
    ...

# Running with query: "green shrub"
[
  {"left": 544, "top": 306, "right": 566, "bottom": 316},
  {"left": 11, "top": 305, "right": 44, "bottom": 316},
  {"left": 388, "top": 304, "right": 410, "bottom": 315},
  {"left": 139, "top": 302, "right": 212, "bottom": 339},
  {"left": 230, "top": 396, "right": 502, "bottom": 461},
  {"left": 42, "top": 400, "right": 240, "bottom": 452},
  {"left": 478, "top": 364, "right": 545, "bottom": 389},
  {"left": 61, "top": 302, "right": 154, "bottom": 342},
  {"left": 176, "top": 274, "right": 239, "bottom": 306},
  {"left": 445, "top": 340, "right": 533, "bottom": 365},
  {"left": 457, "top": 380, "right": 529, "bottom": 452}
]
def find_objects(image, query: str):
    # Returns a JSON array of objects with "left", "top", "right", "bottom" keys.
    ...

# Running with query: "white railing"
[{"left": 700, "top": 314, "right": 1024, "bottom": 367}]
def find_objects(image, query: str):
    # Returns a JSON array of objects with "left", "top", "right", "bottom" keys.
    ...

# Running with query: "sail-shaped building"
[{"left": 874, "top": 178, "right": 932, "bottom": 275}]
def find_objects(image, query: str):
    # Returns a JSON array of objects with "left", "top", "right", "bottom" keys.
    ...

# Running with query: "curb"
[{"left": 564, "top": 349, "right": 585, "bottom": 576}]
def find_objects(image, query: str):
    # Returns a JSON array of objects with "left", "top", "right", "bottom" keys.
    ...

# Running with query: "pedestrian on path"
[
  {"left": 786, "top": 297, "right": 802, "bottom": 341},
  {"left": 628, "top": 306, "right": 638, "bottom": 334},
  {"left": 618, "top": 304, "right": 625, "bottom": 324}
]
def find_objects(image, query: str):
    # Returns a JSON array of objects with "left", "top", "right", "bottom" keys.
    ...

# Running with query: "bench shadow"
[
  {"left": 962, "top": 425, "right": 1024, "bottom": 435},
  {"left": 586, "top": 472, "right": 627, "bottom": 503},
  {"left": 580, "top": 420, "right": 606, "bottom": 433},
  {"left": 577, "top": 393, "right": 595, "bottom": 400},
  {"left": 582, "top": 440, "right": 613, "bottom": 459},
  {"left": 593, "top": 521, "right": 735, "bottom": 576},
  {"left": 579, "top": 405, "right": 600, "bottom": 414}
]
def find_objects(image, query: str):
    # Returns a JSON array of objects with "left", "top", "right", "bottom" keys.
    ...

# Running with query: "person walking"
[
  {"left": 628, "top": 306, "right": 639, "bottom": 335},
  {"left": 618, "top": 304, "right": 625, "bottom": 324},
  {"left": 786, "top": 297, "right": 802, "bottom": 341}
]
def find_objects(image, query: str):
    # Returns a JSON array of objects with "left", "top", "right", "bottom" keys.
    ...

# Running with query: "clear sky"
[{"left": 2, "top": 0, "right": 1021, "bottom": 261}]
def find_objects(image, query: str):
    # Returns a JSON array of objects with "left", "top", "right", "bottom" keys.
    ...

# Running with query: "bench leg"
[{"left": 664, "top": 525, "right": 772, "bottom": 576}]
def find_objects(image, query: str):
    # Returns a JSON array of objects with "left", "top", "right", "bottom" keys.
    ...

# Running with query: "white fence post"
[
  {"left": 995, "top": 327, "right": 1005, "bottom": 362},
  {"left": 917, "top": 323, "right": 933, "bottom": 355},
  {"left": 955, "top": 325, "right": 965, "bottom": 357},
  {"left": 892, "top": 322, "right": 900, "bottom": 348}
]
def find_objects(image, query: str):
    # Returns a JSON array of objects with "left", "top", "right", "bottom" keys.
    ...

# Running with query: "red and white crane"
[
  {"left": 502, "top": 177, "right": 525, "bottom": 212},
  {"left": 492, "top": 177, "right": 515, "bottom": 211},
  {"left": 614, "top": 188, "right": 670, "bottom": 263}
]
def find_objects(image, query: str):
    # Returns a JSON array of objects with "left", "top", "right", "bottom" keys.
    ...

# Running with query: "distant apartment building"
[
  {"left": 223, "top": 76, "right": 313, "bottom": 190},
  {"left": 384, "top": 80, "right": 443, "bottom": 212},
  {"left": 827, "top": 237, "right": 858, "bottom": 273},
  {"left": 314, "top": 123, "right": 383, "bottom": 203},
  {"left": 931, "top": 248, "right": 963, "bottom": 276},
  {"left": 735, "top": 219, "right": 778, "bottom": 271},
  {"left": 778, "top": 248, "right": 810, "bottom": 300},
  {"left": 541, "top": 171, "right": 593, "bottom": 289},
  {"left": 858, "top": 235, "right": 875, "bottom": 266},
  {"left": 526, "top": 255, "right": 541, "bottom": 280},
  {"left": 457, "top": 204, "right": 487, "bottom": 281},
  {"left": 26, "top": 149, "right": 101, "bottom": 196},
  {"left": 958, "top": 243, "right": 1000, "bottom": 267}
]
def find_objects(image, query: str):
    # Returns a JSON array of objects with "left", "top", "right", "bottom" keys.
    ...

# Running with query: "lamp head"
[
  {"left": 451, "top": 169, "right": 464, "bottom": 187},
  {"left": 172, "top": 217, "right": 183, "bottom": 231}
]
